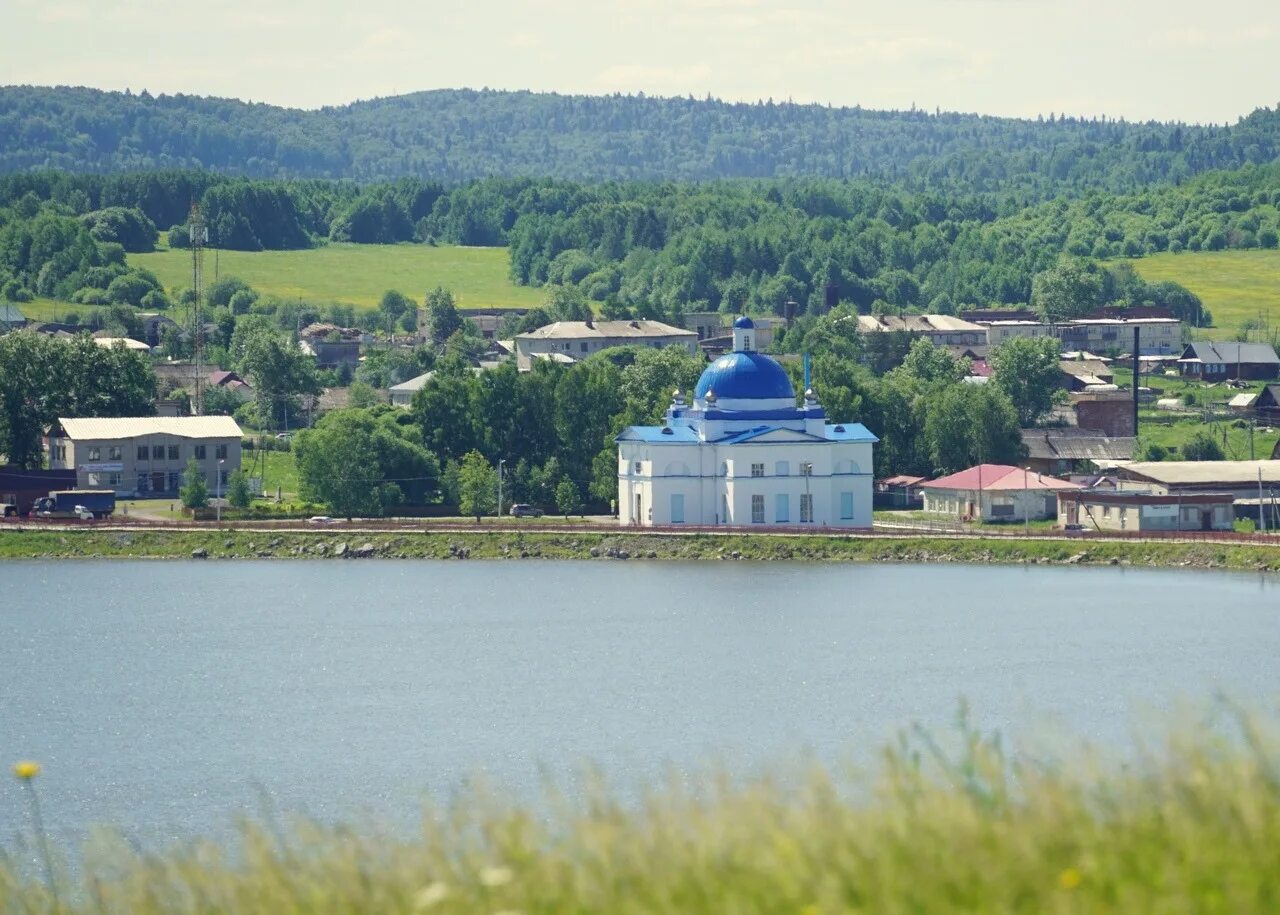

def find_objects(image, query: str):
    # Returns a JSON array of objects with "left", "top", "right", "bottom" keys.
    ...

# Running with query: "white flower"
[
  {"left": 479, "top": 865, "right": 514, "bottom": 887},
  {"left": 413, "top": 882, "right": 449, "bottom": 909}
]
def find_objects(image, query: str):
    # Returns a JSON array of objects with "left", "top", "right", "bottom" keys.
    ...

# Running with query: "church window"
[
  {"left": 751, "top": 463, "right": 764, "bottom": 477},
  {"left": 776, "top": 461, "right": 789, "bottom": 476},
  {"left": 751, "top": 495, "right": 765, "bottom": 523},
  {"left": 800, "top": 493, "right": 814, "bottom": 523},
  {"left": 840, "top": 491, "right": 854, "bottom": 520},
  {"left": 633, "top": 462, "right": 642, "bottom": 475}
]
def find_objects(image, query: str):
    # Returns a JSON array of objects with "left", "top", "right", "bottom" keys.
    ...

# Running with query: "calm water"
[{"left": 2, "top": 560, "right": 1278, "bottom": 848}]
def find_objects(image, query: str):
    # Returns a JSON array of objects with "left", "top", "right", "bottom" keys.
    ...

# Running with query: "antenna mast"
[{"left": 189, "top": 203, "right": 208, "bottom": 415}]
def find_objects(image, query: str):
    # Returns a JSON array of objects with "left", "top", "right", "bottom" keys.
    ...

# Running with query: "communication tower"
[{"left": 189, "top": 203, "right": 208, "bottom": 415}]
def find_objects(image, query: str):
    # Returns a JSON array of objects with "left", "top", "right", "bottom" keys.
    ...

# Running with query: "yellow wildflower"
[
  {"left": 480, "top": 865, "right": 514, "bottom": 887},
  {"left": 1058, "top": 867, "right": 1083, "bottom": 890},
  {"left": 12, "top": 761, "right": 40, "bottom": 780}
]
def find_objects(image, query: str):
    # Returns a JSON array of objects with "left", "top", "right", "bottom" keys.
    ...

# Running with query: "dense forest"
[
  {"left": 3, "top": 86, "right": 1280, "bottom": 192},
  {"left": 3, "top": 163, "right": 1277, "bottom": 325}
]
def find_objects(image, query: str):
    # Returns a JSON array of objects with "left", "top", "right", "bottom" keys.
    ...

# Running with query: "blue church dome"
[
  {"left": 694, "top": 351, "right": 795, "bottom": 401},
  {"left": 733, "top": 315, "right": 755, "bottom": 329}
]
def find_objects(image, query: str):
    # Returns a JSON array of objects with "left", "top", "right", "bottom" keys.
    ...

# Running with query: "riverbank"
[{"left": 2, "top": 527, "right": 1279, "bottom": 571}]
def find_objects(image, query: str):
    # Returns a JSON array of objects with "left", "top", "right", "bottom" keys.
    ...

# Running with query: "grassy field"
[
  {"left": 5, "top": 708, "right": 1280, "bottom": 912},
  {"left": 130, "top": 242, "right": 545, "bottom": 311},
  {"left": 1131, "top": 249, "right": 1280, "bottom": 340}
]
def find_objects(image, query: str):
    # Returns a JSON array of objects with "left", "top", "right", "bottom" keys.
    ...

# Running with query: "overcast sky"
[{"left": 3, "top": 0, "right": 1277, "bottom": 124}]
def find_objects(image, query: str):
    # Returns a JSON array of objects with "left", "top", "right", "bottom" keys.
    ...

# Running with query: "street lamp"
[
  {"left": 497, "top": 459, "right": 506, "bottom": 520},
  {"left": 216, "top": 459, "right": 225, "bottom": 523}
]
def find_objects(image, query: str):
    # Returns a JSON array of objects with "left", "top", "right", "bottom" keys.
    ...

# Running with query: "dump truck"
[{"left": 32, "top": 489, "right": 116, "bottom": 520}]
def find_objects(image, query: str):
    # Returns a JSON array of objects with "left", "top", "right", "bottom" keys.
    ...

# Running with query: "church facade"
[{"left": 616, "top": 317, "right": 877, "bottom": 528}]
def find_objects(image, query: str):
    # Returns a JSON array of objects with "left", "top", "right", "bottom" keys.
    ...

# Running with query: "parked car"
[
  {"left": 509, "top": 503, "right": 543, "bottom": 518},
  {"left": 307, "top": 515, "right": 337, "bottom": 525}
]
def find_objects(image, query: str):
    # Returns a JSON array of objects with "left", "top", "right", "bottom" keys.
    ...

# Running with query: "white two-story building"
[{"left": 616, "top": 317, "right": 878, "bottom": 527}]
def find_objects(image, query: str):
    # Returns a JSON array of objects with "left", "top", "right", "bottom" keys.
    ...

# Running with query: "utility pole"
[
  {"left": 497, "top": 459, "right": 506, "bottom": 519},
  {"left": 1260, "top": 467, "right": 1267, "bottom": 535},
  {"left": 189, "top": 204, "right": 207, "bottom": 416},
  {"left": 1131, "top": 326, "right": 1140, "bottom": 439}
]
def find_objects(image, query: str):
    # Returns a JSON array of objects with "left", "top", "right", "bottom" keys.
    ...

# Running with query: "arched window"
[
  {"left": 663, "top": 461, "right": 692, "bottom": 477},
  {"left": 834, "top": 459, "right": 860, "bottom": 475}
]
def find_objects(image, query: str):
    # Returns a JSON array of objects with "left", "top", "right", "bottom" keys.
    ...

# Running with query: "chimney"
[{"left": 585, "top": 317, "right": 593, "bottom": 329}]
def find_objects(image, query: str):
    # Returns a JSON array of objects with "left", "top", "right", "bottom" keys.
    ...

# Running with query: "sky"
[{"left": 2, "top": 0, "right": 1278, "bottom": 124}]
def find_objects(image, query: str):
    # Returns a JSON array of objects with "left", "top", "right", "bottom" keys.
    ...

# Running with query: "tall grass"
[{"left": 5, "top": 709, "right": 1280, "bottom": 913}]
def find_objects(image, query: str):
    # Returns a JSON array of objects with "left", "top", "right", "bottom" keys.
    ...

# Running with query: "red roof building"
[{"left": 920, "top": 464, "right": 1081, "bottom": 522}]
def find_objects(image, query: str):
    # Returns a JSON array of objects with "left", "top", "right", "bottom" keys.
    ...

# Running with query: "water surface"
[{"left": 1, "top": 560, "right": 1277, "bottom": 847}]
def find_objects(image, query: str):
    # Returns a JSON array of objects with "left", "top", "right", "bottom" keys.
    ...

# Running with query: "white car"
[{"left": 307, "top": 515, "right": 337, "bottom": 525}]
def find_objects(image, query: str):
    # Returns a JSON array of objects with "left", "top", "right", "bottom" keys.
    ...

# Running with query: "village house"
[
  {"left": 1059, "top": 358, "right": 1114, "bottom": 391},
  {"left": 0, "top": 304, "right": 28, "bottom": 331},
  {"left": 1177, "top": 342, "right": 1280, "bottom": 381},
  {"left": 1253, "top": 384, "right": 1280, "bottom": 423},
  {"left": 1057, "top": 489, "right": 1234, "bottom": 532},
  {"left": 515, "top": 319, "right": 698, "bottom": 371},
  {"left": 208, "top": 370, "right": 254, "bottom": 403},
  {"left": 44, "top": 416, "right": 243, "bottom": 496},
  {"left": 920, "top": 464, "right": 1082, "bottom": 522},
  {"left": 299, "top": 323, "right": 362, "bottom": 369},
  {"left": 1020, "top": 428, "right": 1134, "bottom": 477}
]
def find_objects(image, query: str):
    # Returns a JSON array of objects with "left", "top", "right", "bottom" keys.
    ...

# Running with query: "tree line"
[{"left": 4, "top": 86, "right": 1280, "bottom": 191}]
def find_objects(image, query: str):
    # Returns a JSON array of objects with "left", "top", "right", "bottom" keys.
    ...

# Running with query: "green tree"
[
  {"left": 378, "top": 289, "right": 413, "bottom": 331},
  {"left": 426, "top": 286, "right": 462, "bottom": 344},
  {"left": 458, "top": 449, "right": 497, "bottom": 521},
  {"left": 1182, "top": 431, "right": 1225, "bottom": 461},
  {"left": 180, "top": 458, "right": 209, "bottom": 509},
  {"left": 226, "top": 469, "right": 252, "bottom": 508},
  {"left": 240, "top": 331, "right": 321, "bottom": 430},
  {"left": 990, "top": 336, "right": 1062, "bottom": 426},
  {"left": 1031, "top": 259, "right": 1106, "bottom": 322},
  {"left": 555, "top": 478, "right": 582, "bottom": 518}
]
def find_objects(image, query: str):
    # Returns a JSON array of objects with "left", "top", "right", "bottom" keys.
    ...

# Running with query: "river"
[{"left": 1, "top": 560, "right": 1277, "bottom": 848}]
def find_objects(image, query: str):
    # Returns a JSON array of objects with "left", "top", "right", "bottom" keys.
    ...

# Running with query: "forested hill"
[{"left": 3, "top": 85, "right": 1280, "bottom": 192}]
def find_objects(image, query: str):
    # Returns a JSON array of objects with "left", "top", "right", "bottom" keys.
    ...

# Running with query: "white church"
[{"left": 616, "top": 317, "right": 878, "bottom": 528}]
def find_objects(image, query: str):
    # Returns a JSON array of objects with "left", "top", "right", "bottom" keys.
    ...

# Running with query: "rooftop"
[
  {"left": 55, "top": 416, "right": 243, "bottom": 441},
  {"left": 855, "top": 314, "right": 985, "bottom": 334},
  {"left": 517, "top": 320, "right": 695, "bottom": 341},
  {"left": 1118, "top": 460, "right": 1280, "bottom": 486},
  {"left": 923, "top": 464, "right": 1082, "bottom": 492},
  {"left": 93, "top": 337, "right": 150, "bottom": 351},
  {"left": 1021, "top": 429, "right": 1134, "bottom": 462},
  {"left": 1179, "top": 342, "right": 1280, "bottom": 365}
]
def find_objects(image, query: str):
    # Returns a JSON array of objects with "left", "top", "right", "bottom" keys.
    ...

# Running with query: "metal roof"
[
  {"left": 1021, "top": 430, "right": 1134, "bottom": 462},
  {"left": 0, "top": 304, "right": 27, "bottom": 323},
  {"left": 93, "top": 337, "right": 150, "bottom": 351},
  {"left": 855, "top": 314, "right": 985, "bottom": 334},
  {"left": 56, "top": 416, "right": 243, "bottom": 440},
  {"left": 923, "top": 464, "right": 1082, "bottom": 492},
  {"left": 1178, "top": 342, "right": 1280, "bottom": 365},
  {"left": 517, "top": 320, "right": 695, "bottom": 341},
  {"left": 1119, "top": 460, "right": 1280, "bottom": 486}
]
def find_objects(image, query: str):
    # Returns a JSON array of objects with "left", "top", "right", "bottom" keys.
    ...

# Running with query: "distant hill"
[{"left": 2, "top": 85, "right": 1279, "bottom": 192}]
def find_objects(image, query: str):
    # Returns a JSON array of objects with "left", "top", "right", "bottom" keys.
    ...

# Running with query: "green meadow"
[
  {"left": 1131, "top": 249, "right": 1280, "bottom": 340},
  {"left": 130, "top": 242, "right": 546, "bottom": 311}
]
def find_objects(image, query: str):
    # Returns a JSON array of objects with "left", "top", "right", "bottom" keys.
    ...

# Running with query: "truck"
[{"left": 32, "top": 489, "right": 116, "bottom": 520}]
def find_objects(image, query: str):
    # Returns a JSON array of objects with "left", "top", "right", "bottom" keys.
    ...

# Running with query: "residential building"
[
  {"left": 983, "top": 320, "right": 1055, "bottom": 346},
  {"left": 875, "top": 474, "right": 926, "bottom": 508},
  {"left": 137, "top": 312, "right": 180, "bottom": 348},
  {"left": 299, "top": 323, "right": 362, "bottom": 369},
  {"left": 1059, "top": 358, "right": 1114, "bottom": 391},
  {"left": 208, "top": 370, "right": 254, "bottom": 403},
  {"left": 515, "top": 319, "right": 698, "bottom": 371},
  {"left": 682, "top": 311, "right": 726, "bottom": 341},
  {"left": 1254, "top": 384, "right": 1280, "bottom": 422},
  {"left": 616, "top": 317, "right": 877, "bottom": 527},
  {"left": 854, "top": 314, "right": 986, "bottom": 347},
  {"left": 1058, "top": 317, "right": 1183, "bottom": 356},
  {"left": 1177, "top": 342, "right": 1280, "bottom": 381},
  {"left": 1057, "top": 489, "right": 1233, "bottom": 532},
  {"left": 45, "top": 416, "right": 243, "bottom": 496},
  {"left": 920, "top": 464, "right": 1081, "bottom": 522},
  {"left": 1021, "top": 429, "right": 1134, "bottom": 476},
  {"left": 1113, "top": 460, "right": 1280, "bottom": 500}
]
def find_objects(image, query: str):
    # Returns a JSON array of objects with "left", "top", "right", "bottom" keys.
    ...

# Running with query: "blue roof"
[
  {"left": 694, "top": 351, "right": 795, "bottom": 401},
  {"left": 824, "top": 422, "right": 879, "bottom": 443},
  {"left": 733, "top": 315, "right": 755, "bottom": 329},
  {"left": 616, "top": 425, "right": 700, "bottom": 444}
]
